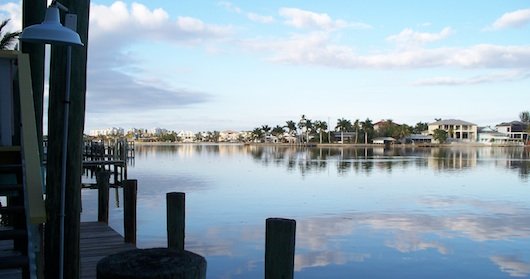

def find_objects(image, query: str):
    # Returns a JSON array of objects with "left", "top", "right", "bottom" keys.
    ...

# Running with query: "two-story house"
[
  {"left": 495, "top": 121, "right": 529, "bottom": 142},
  {"left": 428, "top": 119, "right": 478, "bottom": 142}
]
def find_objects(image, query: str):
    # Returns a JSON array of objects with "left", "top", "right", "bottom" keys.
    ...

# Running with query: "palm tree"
[
  {"left": 251, "top": 128, "right": 264, "bottom": 142},
  {"left": 298, "top": 115, "right": 309, "bottom": 143},
  {"left": 260, "top": 125, "right": 271, "bottom": 142},
  {"left": 335, "top": 118, "right": 352, "bottom": 144},
  {"left": 314, "top": 120, "right": 328, "bottom": 144},
  {"left": 361, "top": 118, "right": 374, "bottom": 144},
  {"left": 353, "top": 119, "right": 360, "bottom": 144},
  {"left": 271, "top": 125, "right": 285, "bottom": 142},
  {"left": 0, "top": 19, "right": 20, "bottom": 50},
  {"left": 285, "top": 120, "right": 297, "bottom": 135}
]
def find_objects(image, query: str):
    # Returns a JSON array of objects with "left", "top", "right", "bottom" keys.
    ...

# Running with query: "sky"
[{"left": 1, "top": 0, "right": 530, "bottom": 132}]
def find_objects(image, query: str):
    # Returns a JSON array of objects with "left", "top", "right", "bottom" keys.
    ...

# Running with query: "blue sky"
[{"left": 1, "top": 1, "right": 530, "bottom": 132}]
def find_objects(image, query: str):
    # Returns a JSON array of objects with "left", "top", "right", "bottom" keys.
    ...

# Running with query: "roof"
[
  {"left": 429, "top": 119, "right": 476, "bottom": 126},
  {"left": 495, "top": 121, "right": 526, "bottom": 127}
]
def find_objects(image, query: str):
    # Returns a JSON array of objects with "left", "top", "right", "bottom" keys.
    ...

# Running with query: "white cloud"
[
  {"left": 387, "top": 27, "right": 452, "bottom": 47},
  {"left": 90, "top": 1, "right": 233, "bottom": 43},
  {"left": 491, "top": 8, "right": 530, "bottom": 30},
  {"left": 414, "top": 71, "right": 530, "bottom": 86},
  {"left": 0, "top": 2, "right": 21, "bottom": 31},
  {"left": 245, "top": 33, "right": 530, "bottom": 69},
  {"left": 279, "top": 7, "right": 370, "bottom": 30},
  {"left": 218, "top": 1, "right": 274, "bottom": 24},
  {"left": 86, "top": 2, "right": 222, "bottom": 114},
  {"left": 246, "top": 12, "right": 274, "bottom": 24}
]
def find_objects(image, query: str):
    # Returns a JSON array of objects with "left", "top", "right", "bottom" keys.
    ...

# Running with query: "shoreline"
[{"left": 133, "top": 141, "right": 528, "bottom": 148}]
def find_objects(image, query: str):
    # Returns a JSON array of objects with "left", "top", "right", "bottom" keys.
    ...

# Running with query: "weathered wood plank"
[{"left": 80, "top": 222, "right": 135, "bottom": 279}]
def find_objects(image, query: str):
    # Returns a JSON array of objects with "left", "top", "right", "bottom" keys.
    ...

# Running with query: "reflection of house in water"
[{"left": 428, "top": 148, "right": 478, "bottom": 170}]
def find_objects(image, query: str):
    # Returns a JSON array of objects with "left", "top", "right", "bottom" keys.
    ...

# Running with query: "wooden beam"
[
  {"left": 17, "top": 53, "right": 46, "bottom": 224},
  {"left": 45, "top": 1, "right": 90, "bottom": 278}
]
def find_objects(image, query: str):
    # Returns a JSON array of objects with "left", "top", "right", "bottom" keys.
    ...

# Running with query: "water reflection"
[
  {"left": 136, "top": 144, "right": 530, "bottom": 180},
  {"left": 81, "top": 144, "right": 530, "bottom": 278}
]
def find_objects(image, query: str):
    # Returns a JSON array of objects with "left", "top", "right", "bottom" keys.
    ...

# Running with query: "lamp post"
[{"left": 20, "top": 2, "right": 83, "bottom": 279}]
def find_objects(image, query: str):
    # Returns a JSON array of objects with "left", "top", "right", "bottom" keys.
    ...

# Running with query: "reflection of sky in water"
[{"left": 81, "top": 145, "right": 530, "bottom": 278}]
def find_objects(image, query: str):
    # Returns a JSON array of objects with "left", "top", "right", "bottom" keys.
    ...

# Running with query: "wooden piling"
[
  {"left": 123, "top": 180, "right": 137, "bottom": 244},
  {"left": 166, "top": 192, "right": 185, "bottom": 251},
  {"left": 265, "top": 218, "right": 296, "bottom": 279},
  {"left": 96, "top": 171, "right": 110, "bottom": 224}
]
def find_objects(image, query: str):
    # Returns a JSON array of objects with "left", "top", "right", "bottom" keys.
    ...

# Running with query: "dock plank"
[{"left": 80, "top": 222, "right": 135, "bottom": 279}]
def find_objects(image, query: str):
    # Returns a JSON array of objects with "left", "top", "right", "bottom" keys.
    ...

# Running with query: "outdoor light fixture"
[
  {"left": 19, "top": 1, "right": 83, "bottom": 46},
  {"left": 20, "top": 2, "right": 83, "bottom": 279}
]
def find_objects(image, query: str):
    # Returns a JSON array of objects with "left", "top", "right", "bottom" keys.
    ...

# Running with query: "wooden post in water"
[
  {"left": 124, "top": 179, "right": 137, "bottom": 244},
  {"left": 265, "top": 218, "right": 296, "bottom": 279},
  {"left": 96, "top": 171, "right": 110, "bottom": 224},
  {"left": 166, "top": 192, "right": 185, "bottom": 251}
]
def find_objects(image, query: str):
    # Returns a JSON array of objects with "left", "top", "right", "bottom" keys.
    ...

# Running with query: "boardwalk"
[
  {"left": 0, "top": 222, "right": 134, "bottom": 279},
  {"left": 80, "top": 222, "right": 135, "bottom": 279}
]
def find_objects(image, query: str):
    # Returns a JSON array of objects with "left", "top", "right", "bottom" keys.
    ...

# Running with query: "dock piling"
[
  {"left": 166, "top": 192, "right": 185, "bottom": 251},
  {"left": 123, "top": 179, "right": 137, "bottom": 244},
  {"left": 96, "top": 170, "right": 110, "bottom": 224},
  {"left": 265, "top": 218, "right": 296, "bottom": 279}
]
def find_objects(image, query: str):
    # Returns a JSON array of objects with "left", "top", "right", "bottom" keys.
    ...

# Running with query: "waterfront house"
[
  {"left": 219, "top": 130, "right": 240, "bottom": 142},
  {"left": 177, "top": 130, "right": 196, "bottom": 142},
  {"left": 477, "top": 126, "right": 512, "bottom": 145},
  {"left": 495, "top": 121, "right": 529, "bottom": 143},
  {"left": 403, "top": 134, "right": 433, "bottom": 144},
  {"left": 428, "top": 119, "right": 478, "bottom": 142}
]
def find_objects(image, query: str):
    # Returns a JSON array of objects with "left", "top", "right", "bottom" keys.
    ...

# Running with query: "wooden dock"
[
  {"left": 80, "top": 222, "right": 135, "bottom": 279},
  {"left": 0, "top": 222, "right": 134, "bottom": 279}
]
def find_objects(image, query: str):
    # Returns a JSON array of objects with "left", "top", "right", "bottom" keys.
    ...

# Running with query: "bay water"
[{"left": 81, "top": 144, "right": 530, "bottom": 278}]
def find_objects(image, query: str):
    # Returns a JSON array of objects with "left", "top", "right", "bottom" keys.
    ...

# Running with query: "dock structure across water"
[{"left": 82, "top": 139, "right": 134, "bottom": 188}]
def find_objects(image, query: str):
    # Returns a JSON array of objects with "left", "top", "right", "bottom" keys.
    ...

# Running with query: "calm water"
[{"left": 81, "top": 144, "right": 530, "bottom": 278}]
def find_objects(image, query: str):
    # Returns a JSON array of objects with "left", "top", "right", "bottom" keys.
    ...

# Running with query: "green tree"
[
  {"left": 285, "top": 120, "right": 297, "bottom": 136},
  {"left": 353, "top": 119, "right": 360, "bottom": 144},
  {"left": 0, "top": 19, "right": 20, "bottom": 50},
  {"left": 520, "top": 111, "right": 530, "bottom": 123},
  {"left": 314, "top": 120, "right": 328, "bottom": 144},
  {"left": 251, "top": 128, "right": 264, "bottom": 142},
  {"left": 413, "top": 122, "right": 429, "bottom": 134},
  {"left": 433, "top": 128, "right": 448, "bottom": 143},
  {"left": 298, "top": 115, "right": 311, "bottom": 143},
  {"left": 271, "top": 125, "right": 285, "bottom": 141},
  {"left": 393, "top": 124, "right": 412, "bottom": 140},
  {"left": 361, "top": 118, "right": 374, "bottom": 144},
  {"left": 335, "top": 118, "right": 352, "bottom": 143}
]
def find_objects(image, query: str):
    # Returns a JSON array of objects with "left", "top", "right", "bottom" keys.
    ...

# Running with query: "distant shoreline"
[{"left": 133, "top": 141, "right": 527, "bottom": 148}]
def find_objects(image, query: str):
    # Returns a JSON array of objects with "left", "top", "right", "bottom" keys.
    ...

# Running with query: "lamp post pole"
[{"left": 58, "top": 43, "right": 72, "bottom": 279}]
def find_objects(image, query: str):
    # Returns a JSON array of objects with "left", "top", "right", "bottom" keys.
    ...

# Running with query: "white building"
[
  {"left": 89, "top": 127, "right": 124, "bottom": 137},
  {"left": 428, "top": 119, "right": 478, "bottom": 142},
  {"left": 149, "top": 127, "right": 168, "bottom": 136},
  {"left": 219, "top": 130, "right": 240, "bottom": 142},
  {"left": 177, "top": 130, "right": 196, "bottom": 142},
  {"left": 495, "top": 121, "right": 529, "bottom": 142}
]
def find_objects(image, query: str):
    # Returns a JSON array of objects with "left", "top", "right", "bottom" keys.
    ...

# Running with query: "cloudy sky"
[{"left": 1, "top": 0, "right": 530, "bottom": 132}]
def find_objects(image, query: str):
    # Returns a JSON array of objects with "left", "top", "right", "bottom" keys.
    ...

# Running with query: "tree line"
[{"left": 251, "top": 115, "right": 430, "bottom": 144}]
